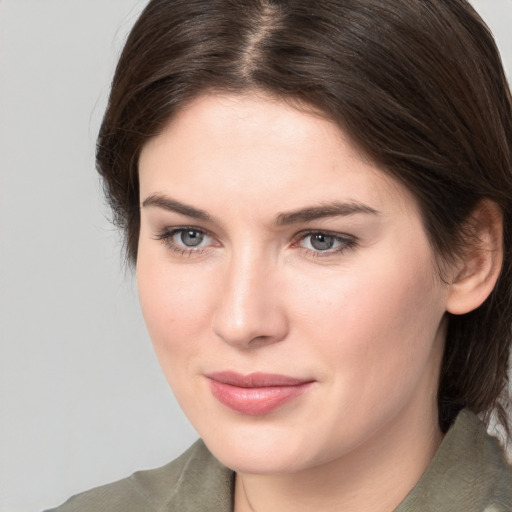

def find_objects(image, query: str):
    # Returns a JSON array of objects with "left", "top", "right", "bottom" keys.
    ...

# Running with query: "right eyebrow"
[
  {"left": 275, "top": 201, "right": 380, "bottom": 225},
  {"left": 141, "top": 194, "right": 211, "bottom": 221}
]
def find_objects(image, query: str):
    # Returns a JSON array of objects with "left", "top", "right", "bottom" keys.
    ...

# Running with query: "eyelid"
[
  {"left": 154, "top": 225, "right": 218, "bottom": 255},
  {"left": 293, "top": 228, "right": 355, "bottom": 243},
  {"left": 292, "top": 229, "right": 358, "bottom": 256},
  {"left": 154, "top": 225, "right": 209, "bottom": 240}
]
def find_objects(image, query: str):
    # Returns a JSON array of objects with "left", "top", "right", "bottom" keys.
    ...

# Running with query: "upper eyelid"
[
  {"left": 158, "top": 225, "right": 209, "bottom": 236},
  {"left": 293, "top": 229, "right": 355, "bottom": 240},
  {"left": 153, "top": 226, "right": 210, "bottom": 244},
  {"left": 155, "top": 222, "right": 225, "bottom": 241},
  {"left": 294, "top": 229, "right": 357, "bottom": 248}
]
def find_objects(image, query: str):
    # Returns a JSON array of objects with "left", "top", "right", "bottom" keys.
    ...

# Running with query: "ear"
[{"left": 446, "top": 200, "right": 503, "bottom": 315}]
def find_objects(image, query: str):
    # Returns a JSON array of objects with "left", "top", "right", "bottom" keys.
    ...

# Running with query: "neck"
[{"left": 234, "top": 404, "right": 443, "bottom": 512}]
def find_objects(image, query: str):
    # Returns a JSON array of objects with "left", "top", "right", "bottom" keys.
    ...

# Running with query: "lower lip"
[{"left": 208, "top": 380, "right": 312, "bottom": 415}]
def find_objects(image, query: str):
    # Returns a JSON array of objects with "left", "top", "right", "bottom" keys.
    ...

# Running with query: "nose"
[{"left": 211, "top": 250, "right": 289, "bottom": 348}]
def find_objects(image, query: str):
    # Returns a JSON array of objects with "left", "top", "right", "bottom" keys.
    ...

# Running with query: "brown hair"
[{"left": 97, "top": 0, "right": 512, "bottom": 435}]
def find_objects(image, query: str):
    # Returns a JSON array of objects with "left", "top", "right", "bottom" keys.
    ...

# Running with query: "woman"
[{"left": 50, "top": 0, "right": 512, "bottom": 510}]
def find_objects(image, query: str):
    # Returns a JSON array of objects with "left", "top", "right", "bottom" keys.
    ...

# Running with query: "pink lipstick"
[{"left": 207, "top": 371, "right": 313, "bottom": 415}]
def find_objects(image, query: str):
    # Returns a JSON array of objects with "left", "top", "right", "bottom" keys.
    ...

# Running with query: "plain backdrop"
[{"left": 0, "top": 1, "right": 511, "bottom": 511}]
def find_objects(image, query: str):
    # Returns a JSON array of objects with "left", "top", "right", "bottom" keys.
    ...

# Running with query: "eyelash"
[
  {"left": 292, "top": 230, "right": 357, "bottom": 258},
  {"left": 154, "top": 227, "right": 357, "bottom": 258},
  {"left": 154, "top": 226, "right": 214, "bottom": 257}
]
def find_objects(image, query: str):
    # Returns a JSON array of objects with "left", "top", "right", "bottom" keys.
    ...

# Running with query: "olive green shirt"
[{"left": 47, "top": 410, "right": 511, "bottom": 511}]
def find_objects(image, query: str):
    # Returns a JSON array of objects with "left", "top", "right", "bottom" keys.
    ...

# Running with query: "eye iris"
[
  {"left": 310, "top": 234, "right": 334, "bottom": 250},
  {"left": 180, "top": 230, "right": 204, "bottom": 247}
]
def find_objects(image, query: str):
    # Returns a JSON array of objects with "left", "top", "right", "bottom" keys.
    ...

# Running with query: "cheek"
[
  {"left": 136, "top": 252, "right": 216, "bottom": 357},
  {"left": 136, "top": 257, "right": 221, "bottom": 413},
  {"left": 290, "top": 248, "right": 446, "bottom": 392}
]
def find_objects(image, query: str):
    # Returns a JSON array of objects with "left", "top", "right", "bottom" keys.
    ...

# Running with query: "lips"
[{"left": 207, "top": 371, "right": 314, "bottom": 415}]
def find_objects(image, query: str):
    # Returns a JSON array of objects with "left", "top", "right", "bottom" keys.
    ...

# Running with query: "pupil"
[
  {"left": 181, "top": 230, "right": 204, "bottom": 247},
  {"left": 311, "top": 234, "right": 334, "bottom": 251}
]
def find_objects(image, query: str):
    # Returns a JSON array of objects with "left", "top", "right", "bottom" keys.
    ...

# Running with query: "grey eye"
[
  {"left": 179, "top": 230, "right": 205, "bottom": 247},
  {"left": 309, "top": 234, "right": 335, "bottom": 250}
]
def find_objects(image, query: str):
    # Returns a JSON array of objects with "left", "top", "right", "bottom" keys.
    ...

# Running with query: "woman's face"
[{"left": 137, "top": 93, "right": 450, "bottom": 475}]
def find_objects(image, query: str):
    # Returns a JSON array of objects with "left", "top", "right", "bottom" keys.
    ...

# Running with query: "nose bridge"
[{"left": 212, "top": 242, "right": 287, "bottom": 347}]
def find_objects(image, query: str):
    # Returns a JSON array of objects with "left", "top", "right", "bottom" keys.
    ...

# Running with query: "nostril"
[{"left": 211, "top": 303, "right": 289, "bottom": 348}]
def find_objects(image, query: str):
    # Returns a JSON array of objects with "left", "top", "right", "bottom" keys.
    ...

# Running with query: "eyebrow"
[
  {"left": 275, "top": 202, "right": 380, "bottom": 225},
  {"left": 142, "top": 194, "right": 211, "bottom": 221},
  {"left": 142, "top": 194, "right": 379, "bottom": 224}
]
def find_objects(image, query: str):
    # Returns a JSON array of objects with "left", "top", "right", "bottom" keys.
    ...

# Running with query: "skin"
[{"left": 137, "top": 92, "right": 454, "bottom": 512}]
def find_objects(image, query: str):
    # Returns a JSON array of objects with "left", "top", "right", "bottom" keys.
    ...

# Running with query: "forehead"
[{"left": 139, "top": 92, "right": 418, "bottom": 218}]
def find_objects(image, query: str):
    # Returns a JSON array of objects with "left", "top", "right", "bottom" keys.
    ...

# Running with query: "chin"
[
  {"left": 209, "top": 441, "right": 307, "bottom": 475},
  {"left": 196, "top": 419, "right": 330, "bottom": 475}
]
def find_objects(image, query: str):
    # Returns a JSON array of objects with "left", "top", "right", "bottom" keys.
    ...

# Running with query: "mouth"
[{"left": 206, "top": 371, "right": 314, "bottom": 415}]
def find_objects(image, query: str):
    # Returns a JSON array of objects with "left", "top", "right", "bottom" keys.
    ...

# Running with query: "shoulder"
[
  {"left": 396, "top": 410, "right": 512, "bottom": 512},
  {"left": 45, "top": 439, "right": 234, "bottom": 512}
]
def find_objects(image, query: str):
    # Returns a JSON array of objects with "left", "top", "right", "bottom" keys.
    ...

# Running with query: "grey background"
[{"left": 0, "top": 1, "right": 510, "bottom": 511}]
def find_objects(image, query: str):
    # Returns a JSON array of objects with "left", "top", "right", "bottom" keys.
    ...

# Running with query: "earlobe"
[{"left": 446, "top": 200, "right": 503, "bottom": 315}]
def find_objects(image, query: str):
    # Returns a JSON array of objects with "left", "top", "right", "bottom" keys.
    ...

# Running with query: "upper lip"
[{"left": 206, "top": 371, "right": 313, "bottom": 388}]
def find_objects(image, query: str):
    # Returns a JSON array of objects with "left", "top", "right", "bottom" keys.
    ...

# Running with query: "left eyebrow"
[
  {"left": 275, "top": 201, "right": 380, "bottom": 225},
  {"left": 142, "top": 194, "right": 211, "bottom": 221}
]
